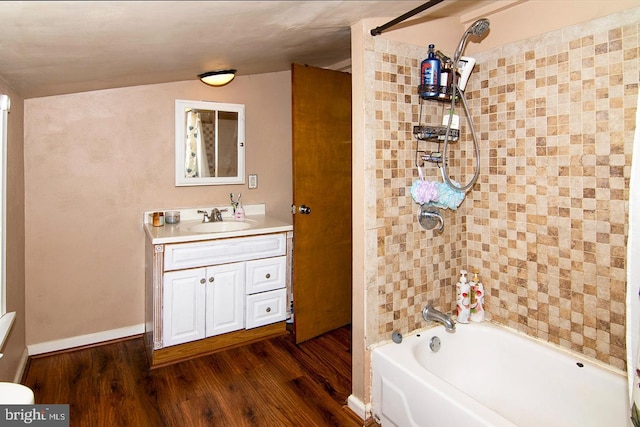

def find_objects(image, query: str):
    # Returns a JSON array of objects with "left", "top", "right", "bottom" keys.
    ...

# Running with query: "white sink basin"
[{"left": 187, "top": 221, "right": 253, "bottom": 233}]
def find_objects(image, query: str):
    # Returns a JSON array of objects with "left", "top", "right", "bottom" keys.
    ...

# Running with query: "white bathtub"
[{"left": 371, "top": 321, "right": 628, "bottom": 427}]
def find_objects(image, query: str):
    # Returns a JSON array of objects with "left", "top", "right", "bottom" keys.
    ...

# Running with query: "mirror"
[{"left": 175, "top": 99, "right": 245, "bottom": 186}]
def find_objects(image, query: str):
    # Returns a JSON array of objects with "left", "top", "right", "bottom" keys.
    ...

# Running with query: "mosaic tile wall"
[
  {"left": 368, "top": 9, "right": 639, "bottom": 370},
  {"left": 368, "top": 40, "right": 468, "bottom": 345}
]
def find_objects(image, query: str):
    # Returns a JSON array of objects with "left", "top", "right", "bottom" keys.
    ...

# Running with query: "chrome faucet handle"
[
  {"left": 197, "top": 209, "right": 210, "bottom": 222},
  {"left": 418, "top": 205, "right": 444, "bottom": 233}
]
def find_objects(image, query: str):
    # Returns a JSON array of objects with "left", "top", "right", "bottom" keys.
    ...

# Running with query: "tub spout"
[{"left": 423, "top": 305, "right": 456, "bottom": 332}]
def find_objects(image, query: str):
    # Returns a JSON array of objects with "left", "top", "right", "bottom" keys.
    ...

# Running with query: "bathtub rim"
[{"left": 370, "top": 320, "right": 626, "bottom": 378}]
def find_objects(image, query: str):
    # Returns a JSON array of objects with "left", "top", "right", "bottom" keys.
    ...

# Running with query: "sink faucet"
[
  {"left": 423, "top": 304, "right": 456, "bottom": 332},
  {"left": 211, "top": 208, "right": 224, "bottom": 222},
  {"left": 197, "top": 208, "right": 226, "bottom": 223}
]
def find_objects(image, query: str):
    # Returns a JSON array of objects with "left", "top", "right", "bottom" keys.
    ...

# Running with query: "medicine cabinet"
[{"left": 175, "top": 99, "right": 245, "bottom": 186}]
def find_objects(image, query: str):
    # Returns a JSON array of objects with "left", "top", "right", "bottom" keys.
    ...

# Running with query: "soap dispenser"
[
  {"left": 456, "top": 270, "right": 470, "bottom": 323},
  {"left": 470, "top": 270, "right": 485, "bottom": 322},
  {"left": 234, "top": 202, "right": 245, "bottom": 221}
]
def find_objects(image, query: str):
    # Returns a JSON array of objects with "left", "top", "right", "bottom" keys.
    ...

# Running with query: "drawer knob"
[
  {"left": 266, "top": 307, "right": 271, "bottom": 313},
  {"left": 265, "top": 273, "right": 271, "bottom": 279},
  {"left": 200, "top": 278, "right": 206, "bottom": 284},
  {"left": 209, "top": 277, "right": 215, "bottom": 283}
]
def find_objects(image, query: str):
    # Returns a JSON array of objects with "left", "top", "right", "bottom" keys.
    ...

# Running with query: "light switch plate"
[{"left": 248, "top": 174, "right": 258, "bottom": 189}]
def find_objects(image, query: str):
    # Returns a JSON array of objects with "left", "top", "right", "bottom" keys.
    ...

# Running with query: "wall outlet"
[{"left": 248, "top": 174, "right": 258, "bottom": 189}]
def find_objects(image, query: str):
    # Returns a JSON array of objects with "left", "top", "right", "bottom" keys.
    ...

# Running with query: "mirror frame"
[{"left": 175, "top": 99, "right": 245, "bottom": 186}]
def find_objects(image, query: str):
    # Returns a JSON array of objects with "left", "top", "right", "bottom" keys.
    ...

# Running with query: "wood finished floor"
[{"left": 22, "top": 326, "right": 365, "bottom": 427}]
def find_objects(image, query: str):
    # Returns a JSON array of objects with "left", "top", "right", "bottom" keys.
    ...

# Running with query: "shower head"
[
  {"left": 453, "top": 18, "right": 490, "bottom": 62},
  {"left": 468, "top": 18, "right": 490, "bottom": 37}
]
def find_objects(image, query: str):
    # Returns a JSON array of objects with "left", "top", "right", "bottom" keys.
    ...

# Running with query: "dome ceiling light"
[{"left": 198, "top": 69, "right": 237, "bottom": 87}]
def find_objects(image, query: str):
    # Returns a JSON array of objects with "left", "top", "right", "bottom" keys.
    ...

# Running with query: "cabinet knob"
[
  {"left": 266, "top": 307, "right": 271, "bottom": 313},
  {"left": 200, "top": 278, "right": 206, "bottom": 284},
  {"left": 265, "top": 273, "right": 271, "bottom": 279},
  {"left": 209, "top": 277, "right": 215, "bottom": 283}
]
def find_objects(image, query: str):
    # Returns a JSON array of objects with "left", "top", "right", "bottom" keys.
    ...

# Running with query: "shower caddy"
[
  {"left": 413, "top": 19, "right": 489, "bottom": 231},
  {"left": 413, "top": 84, "right": 459, "bottom": 168},
  {"left": 370, "top": 6, "right": 489, "bottom": 232},
  {"left": 413, "top": 73, "right": 462, "bottom": 232}
]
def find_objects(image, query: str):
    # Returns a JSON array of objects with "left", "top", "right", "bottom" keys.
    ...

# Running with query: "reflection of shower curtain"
[
  {"left": 627, "top": 94, "right": 640, "bottom": 425},
  {"left": 185, "top": 111, "right": 210, "bottom": 177}
]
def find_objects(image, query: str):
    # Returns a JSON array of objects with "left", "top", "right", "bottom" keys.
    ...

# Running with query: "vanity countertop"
[{"left": 144, "top": 215, "right": 293, "bottom": 244}]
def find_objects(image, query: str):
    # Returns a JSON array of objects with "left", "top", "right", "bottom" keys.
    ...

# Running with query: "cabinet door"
[
  {"left": 205, "top": 263, "right": 245, "bottom": 337},
  {"left": 163, "top": 268, "right": 206, "bottom": 347}
]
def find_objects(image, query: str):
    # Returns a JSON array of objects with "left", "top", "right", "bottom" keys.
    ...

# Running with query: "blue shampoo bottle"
[{"left": 420, "top": 44, "right": 441, "bottom": 99}]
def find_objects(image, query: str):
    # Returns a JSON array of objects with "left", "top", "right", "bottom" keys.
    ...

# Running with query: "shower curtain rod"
[{"left": 370, "top": 0, "right": 445, "bottom": 36}]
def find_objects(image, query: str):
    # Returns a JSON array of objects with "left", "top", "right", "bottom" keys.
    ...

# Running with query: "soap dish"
[{"left": 165, "top": 210, "right": 180, "bottom": 224}]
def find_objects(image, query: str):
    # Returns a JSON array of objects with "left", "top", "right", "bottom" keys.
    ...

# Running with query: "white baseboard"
[
  {"left": 27, "top": 324, "right": 145, "bottom": 356},
  {"left": 13, "top": 348, "right": 29, "bottom": 383},
  {"left": 347, "top": 394, "right": 370, "bottom": 421}
]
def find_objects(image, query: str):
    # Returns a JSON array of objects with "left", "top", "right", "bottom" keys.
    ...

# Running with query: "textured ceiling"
[{"left": 0, "top": 1, "right": 493, "bottom": 98}]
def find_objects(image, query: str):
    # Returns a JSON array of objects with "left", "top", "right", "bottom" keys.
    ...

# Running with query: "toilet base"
[{"left": 0, "top": 382, "right": 34, "bottom": 404}]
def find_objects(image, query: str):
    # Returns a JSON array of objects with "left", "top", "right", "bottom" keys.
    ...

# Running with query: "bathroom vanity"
[{"left": 143, "top": 204, "right": 293, "bottom": 367}]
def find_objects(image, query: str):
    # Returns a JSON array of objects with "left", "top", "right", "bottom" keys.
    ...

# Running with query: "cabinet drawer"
[
  {"left": 246, "top": 256, "right": 287, "bottom": 294},
  {"left": 246, "top": 288, "right": 287, "bottom": 329},
  {"left": 164, "top": 233, "right": 286, "bottom": 271}
]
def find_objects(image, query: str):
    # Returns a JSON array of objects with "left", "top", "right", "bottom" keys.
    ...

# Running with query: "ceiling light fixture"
[{"left": 198, "top": 69, "right": 237, "bottom": 87}]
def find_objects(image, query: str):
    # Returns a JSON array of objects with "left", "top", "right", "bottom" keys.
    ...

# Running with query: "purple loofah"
[{"left": 410, "top": 180, "right": 439, "bottom": 204}]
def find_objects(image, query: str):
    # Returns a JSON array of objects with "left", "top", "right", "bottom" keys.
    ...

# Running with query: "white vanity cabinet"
[{"left": 145, "top": 230, "right": 292, "bottom": 367}]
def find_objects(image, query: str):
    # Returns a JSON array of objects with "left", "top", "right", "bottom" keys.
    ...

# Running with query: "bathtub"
[{"left": 371, "top": 321, "right": 628, "bottom": 427}]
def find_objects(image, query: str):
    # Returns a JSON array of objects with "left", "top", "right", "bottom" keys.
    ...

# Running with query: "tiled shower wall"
[
  {"left": 368, "top": 8, "right": 638, "bottom": 370},
  {"left": 368, "top": 39, "right": 468, "bottom": 345}
]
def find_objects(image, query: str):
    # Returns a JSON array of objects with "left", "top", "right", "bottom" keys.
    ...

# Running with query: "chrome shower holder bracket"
[{"left": 418, "top": 204, "right": 444, "bottom": 233}]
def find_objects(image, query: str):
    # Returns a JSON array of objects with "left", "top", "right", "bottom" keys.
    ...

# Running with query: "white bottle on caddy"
[
  {"left": 470, "top": 270, "right": 485, "bottom": 322},
  {"left": 456, "top": 270, "right": 470, "bottom": 323}
]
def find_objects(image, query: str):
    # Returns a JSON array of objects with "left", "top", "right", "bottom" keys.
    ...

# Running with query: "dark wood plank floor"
[{"left": 22, "top": 326, "right": 364, "bottom": 427}]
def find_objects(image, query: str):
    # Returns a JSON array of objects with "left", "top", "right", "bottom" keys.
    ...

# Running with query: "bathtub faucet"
[{"left": 422, "top": 305, "right": 456, "bottom": 332}]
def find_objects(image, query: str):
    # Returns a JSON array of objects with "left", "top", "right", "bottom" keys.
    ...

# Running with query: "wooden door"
[{"left": 292, "top": 63, "right": 352, "bottom": 343}]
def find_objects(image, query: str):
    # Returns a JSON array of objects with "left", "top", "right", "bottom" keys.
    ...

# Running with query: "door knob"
[{"left": 299, "top": 205, "right": 311, "bottom": 215}]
